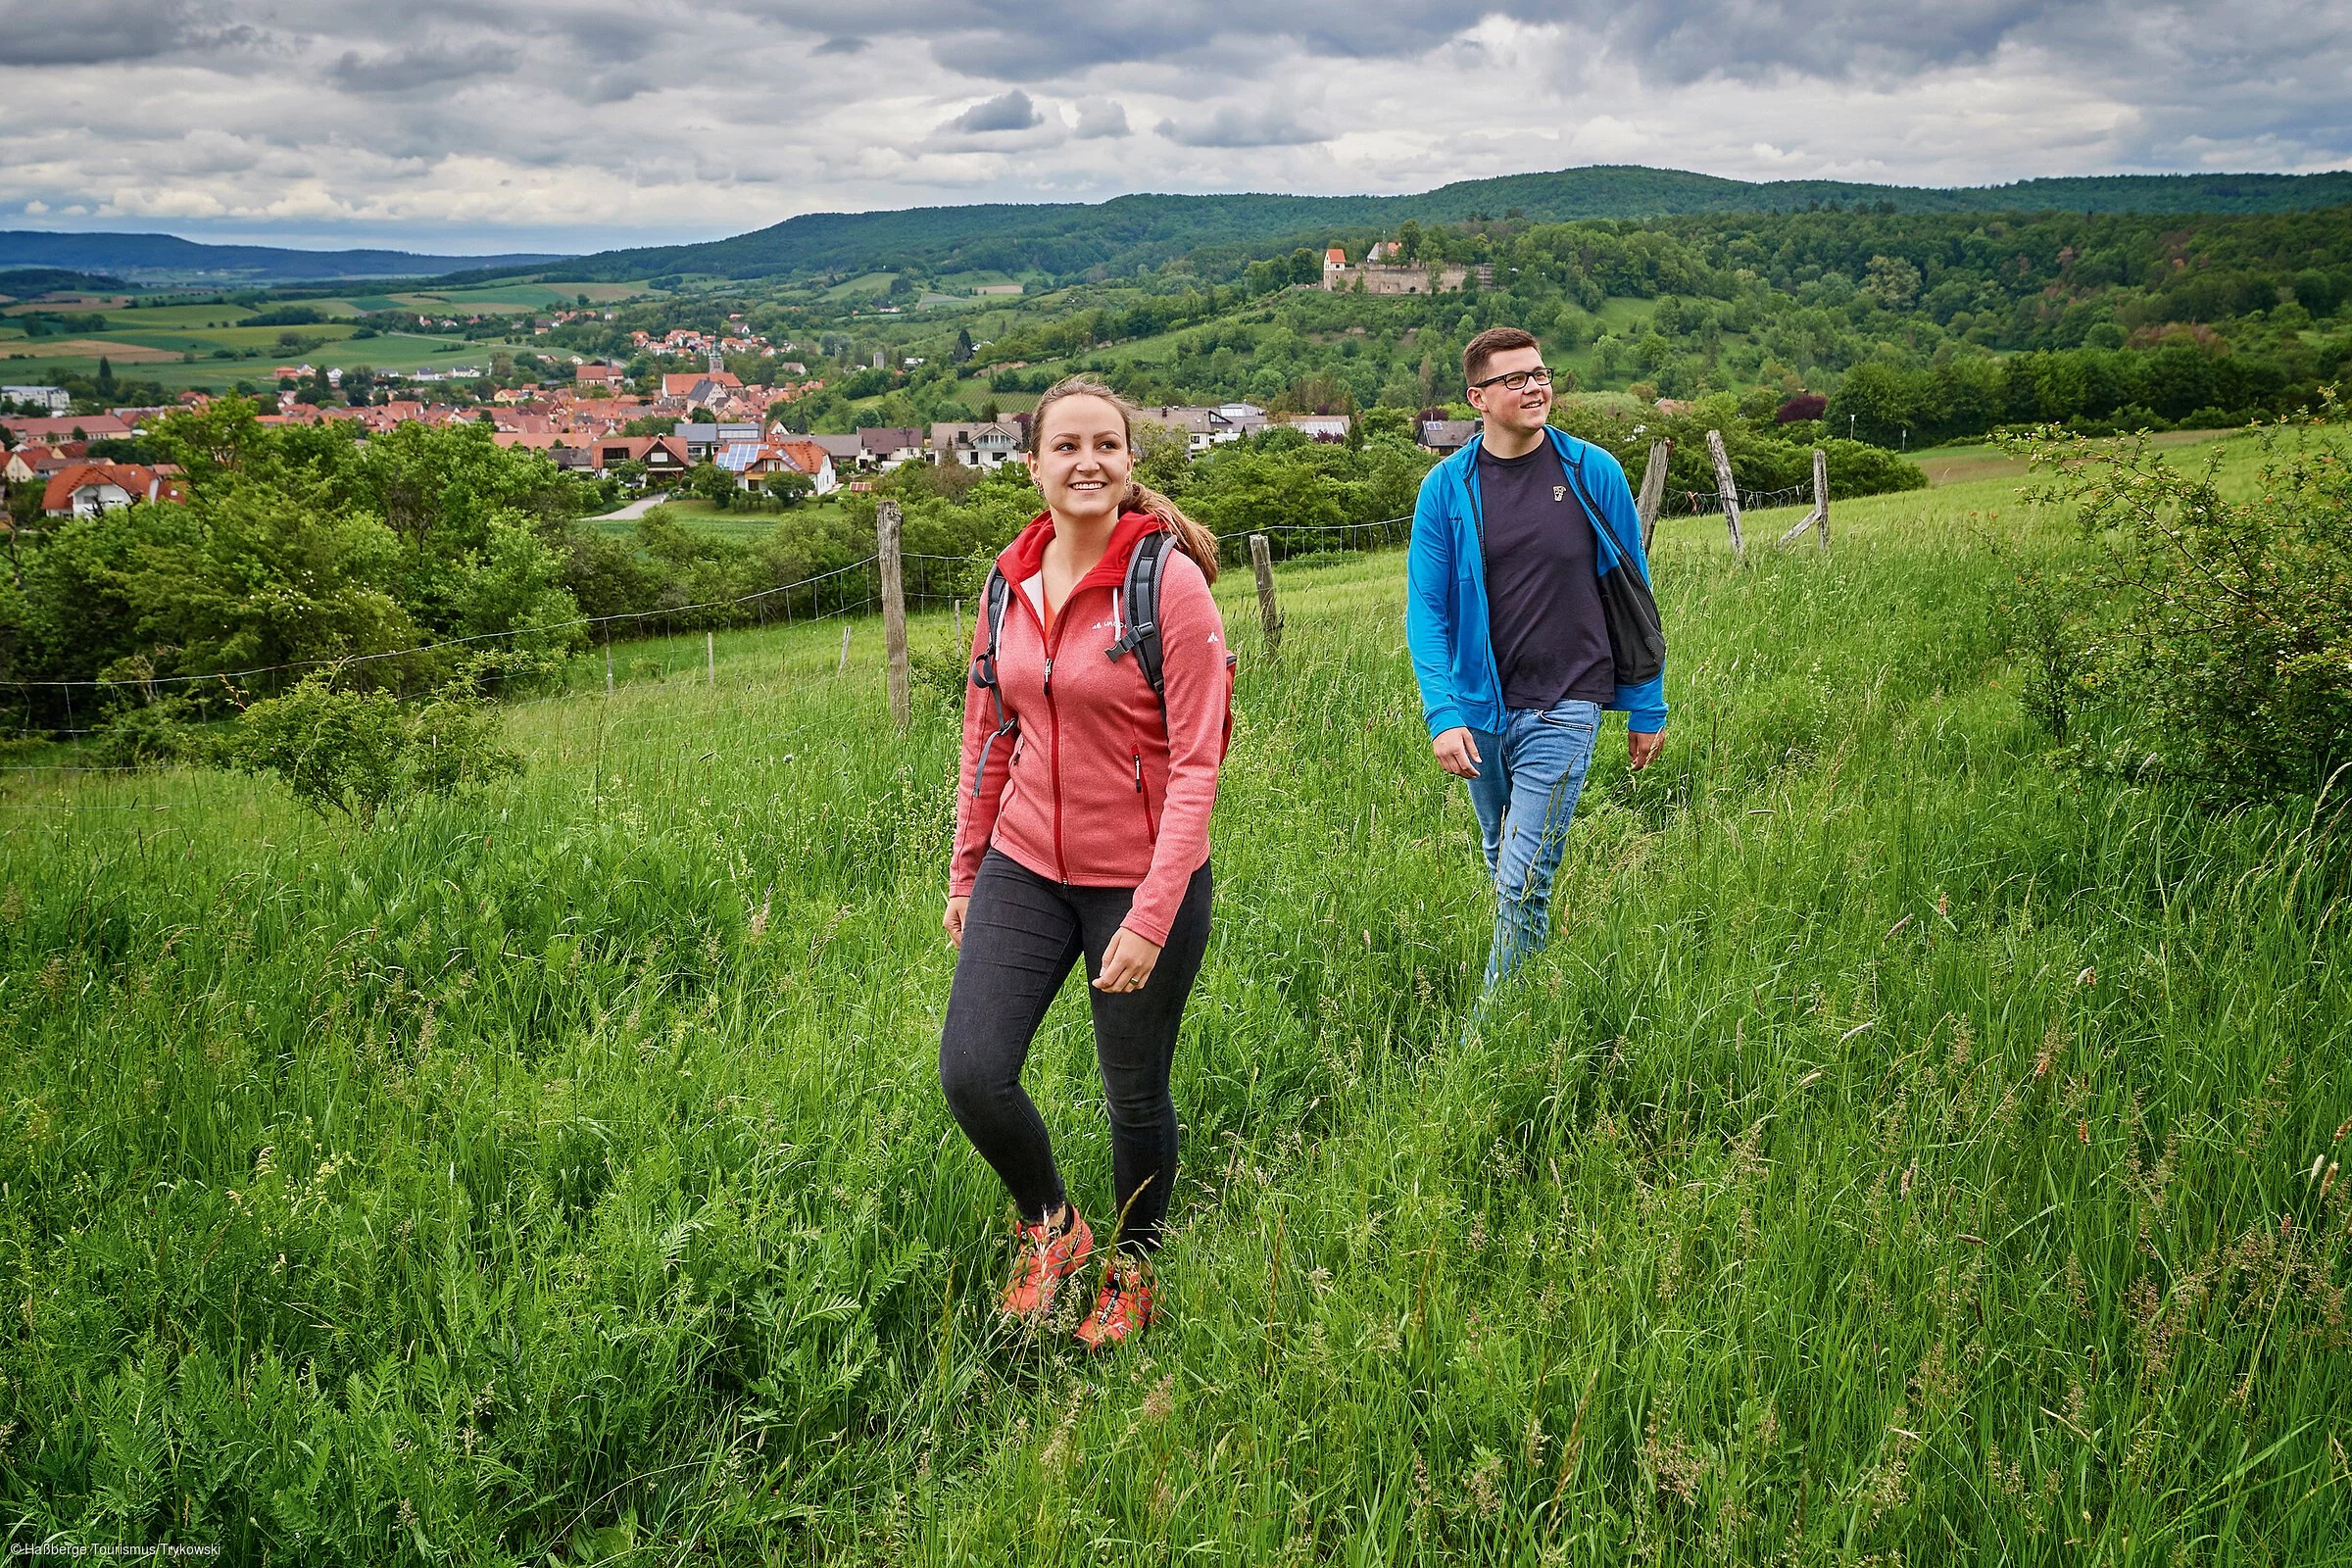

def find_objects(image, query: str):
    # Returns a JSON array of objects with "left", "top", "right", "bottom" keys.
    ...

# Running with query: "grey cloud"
[
  {"left": 331, "top": 42, "right": 522, "bottom": 94},
  {"left": 549, "top": 13, "right": 664, "bottom": 66},
  {"left": 579, "top": 69, "right": 656, "bottom": 106},
  {"left": 0, "top": 0, "right": 261, "bottom": 66},
  {"left": 1155, "top": 106, "right": 1329, "bottom": 148},
  {"left": 1597, "top": 0, "right": 2054, "bottom": 84},
  {"left": 947, "top": 89, "right": 1044, "bottom": 133},
  {"left": 1074, "top": 98, "right": 1131, "bottom": 138},
  {"left": 795, "top": 0, "right": 2197, "bottom": 94},
  {"left": 0, "top": 0, "right": 2346, "bottom": 256}
]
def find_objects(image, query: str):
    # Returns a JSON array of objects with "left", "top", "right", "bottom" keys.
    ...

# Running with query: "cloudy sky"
[{"left": 2, "top": 0, "right": 2345, "bottom": 257}]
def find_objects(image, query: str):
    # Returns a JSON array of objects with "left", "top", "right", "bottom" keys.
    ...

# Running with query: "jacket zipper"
[{"left": 1038, "top": 599, "right": 1072, "bottom": 882}]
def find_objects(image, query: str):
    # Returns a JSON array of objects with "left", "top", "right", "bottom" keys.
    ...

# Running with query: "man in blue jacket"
[{"left": 1406, "top": 326, "right": 1667, "bottom": 992}]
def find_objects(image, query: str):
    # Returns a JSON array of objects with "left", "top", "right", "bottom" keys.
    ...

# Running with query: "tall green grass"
[{"left": 2, "top": 451, "right": 2347, "bottom": 1563}]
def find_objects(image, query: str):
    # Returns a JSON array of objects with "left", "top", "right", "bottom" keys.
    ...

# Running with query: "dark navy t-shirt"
[{"left": 1476, "top": 440, "right": 1616, "bottom": 711}]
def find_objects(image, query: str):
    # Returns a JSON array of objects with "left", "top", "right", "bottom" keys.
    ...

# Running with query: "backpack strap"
[
  {"left": 968, "top": 565, "right": 1017, "bottom": 800},
  {"left": 1104, "top": 530, "right": 1174, "bottom": 708}
]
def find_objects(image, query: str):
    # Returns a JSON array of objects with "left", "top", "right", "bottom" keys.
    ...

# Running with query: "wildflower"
[{"left": 1469, "top": 1449, "right": 1504, "bottom": 1520}]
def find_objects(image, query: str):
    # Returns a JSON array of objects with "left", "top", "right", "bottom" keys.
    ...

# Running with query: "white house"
[
  {"left": 2, "top": 385, "right": 71, "bottom": 415},
  {"left": 930, "top": 420, "right": 1022, "bottom": 468},
  {"left": 1134, "top": 404, "right": 1265, "bottom": 452},
  {"left": 41, "top": 462, "right": 181, "bottom": 518},
  {"left": 719, "top": 438, "right": 839, "bottom": 496}
]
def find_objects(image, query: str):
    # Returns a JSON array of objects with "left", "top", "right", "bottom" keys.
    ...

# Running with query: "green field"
[
  {"left": 823, "top": 272, "right": 899, "bottom": 301},
  {"left": 4, "top": 442, "right": 2348, "bottom": 1560},
  {"left": 584, "top": 497, "right": 850, "bottom": 544},
  {"left": 0, "top": 279, "right": 649, "bottom": 392}
]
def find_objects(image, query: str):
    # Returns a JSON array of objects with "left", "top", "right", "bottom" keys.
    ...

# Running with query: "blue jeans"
[{"left": 1464, "top": 700, "right": 1601, "bottom": 990}]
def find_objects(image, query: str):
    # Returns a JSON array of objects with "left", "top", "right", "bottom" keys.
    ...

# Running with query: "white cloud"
[
  {"left": 1074, "top": 98, "right": 1131, "bottom": 139},
  {"left": 0, "top": 1, "right": 2336, "bottom": 255}
]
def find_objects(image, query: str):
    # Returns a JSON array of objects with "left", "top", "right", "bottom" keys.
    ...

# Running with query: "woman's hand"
[
  {"left": 944, "top": 896, "right": 970, "bottom": 948},
  {"left": 1093, "top": 927, "right": 1162, "bottom": 994}
]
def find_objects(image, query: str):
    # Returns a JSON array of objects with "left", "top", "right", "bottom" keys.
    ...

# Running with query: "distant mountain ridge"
[
  {"left": 0, "top": 231, "right": 572, "bottom": 283},
  {"left": 447, "top": 165, "right": 2352, "bottom": 286}
]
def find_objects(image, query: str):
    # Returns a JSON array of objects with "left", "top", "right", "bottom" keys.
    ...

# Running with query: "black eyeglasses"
[{"left": 1469, "top": 367, "right": 1553, "bottom": 391}]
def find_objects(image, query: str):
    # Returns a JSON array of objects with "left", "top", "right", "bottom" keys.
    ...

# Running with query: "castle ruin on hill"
[{"left": 1320, "top": 243, "right": 1491, "bottom": 295}]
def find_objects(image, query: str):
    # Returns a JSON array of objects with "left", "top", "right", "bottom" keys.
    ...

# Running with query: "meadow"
[
  {"left": 0, "top": 279, "right": 655, "bottom": 393},
  {"left": 2, "top": 441, "right": 2348, "bottom": 1562}
]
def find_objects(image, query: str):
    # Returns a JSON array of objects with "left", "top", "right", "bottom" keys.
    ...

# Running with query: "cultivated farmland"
[{"left": 2, "top": 447, "right": 2347, "bottom": 1562}]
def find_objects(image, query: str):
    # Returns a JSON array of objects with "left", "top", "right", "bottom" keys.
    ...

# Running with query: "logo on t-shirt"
[{"left": 1552, "top": 485, "right": 1567, "bottom": 502}]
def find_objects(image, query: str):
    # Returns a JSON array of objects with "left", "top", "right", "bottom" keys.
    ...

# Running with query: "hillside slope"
[
  {"left": 0, "top": 230, "right": 573, "bottom": 284},
  {"left": 472, "top": 164, "right": 2352, "bottom": 284},
  {"left": 5, "top": 446, "right": 2349, "bottom": 1558}
]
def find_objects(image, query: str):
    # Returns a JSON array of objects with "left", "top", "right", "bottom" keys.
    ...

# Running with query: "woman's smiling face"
[{"left": 1028, "top": 394, "right": 1132, "bottom": 526}]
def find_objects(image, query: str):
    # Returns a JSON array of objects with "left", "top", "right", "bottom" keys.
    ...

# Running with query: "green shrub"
[
  {"left": 2020, "top": 412, "right": 2352, "bottom": 799},
  {"left": 87, "top": 696, "right": 210, "bottom": 769},
  {"left": 226, "top": 672, "right": 520, "bottom": 825}
]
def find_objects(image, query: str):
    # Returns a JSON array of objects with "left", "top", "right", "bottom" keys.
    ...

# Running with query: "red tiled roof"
[
  {"left": 2, "top": 414, "right": 132, "bottom": 442},
  {"left": 41, "top": 462, "right": 178, "bottom": 514}
]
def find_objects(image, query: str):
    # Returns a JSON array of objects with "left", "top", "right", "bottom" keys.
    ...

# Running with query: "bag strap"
[
  {"left": 1104, "top": 530, "right": 1173, "bottom": 706},
  {"left": 968, "top": 566, "right": 1016, "bottom": 800}
]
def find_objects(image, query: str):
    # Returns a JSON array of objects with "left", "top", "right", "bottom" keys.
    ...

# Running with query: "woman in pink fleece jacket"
[{"left": 941, "top": 377, "right": 1232, "bottom": 1350}]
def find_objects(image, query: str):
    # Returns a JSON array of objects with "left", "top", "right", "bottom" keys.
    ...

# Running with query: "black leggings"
[{"left": 940, "top": 848, "right": 1213, "bottom": 1254}]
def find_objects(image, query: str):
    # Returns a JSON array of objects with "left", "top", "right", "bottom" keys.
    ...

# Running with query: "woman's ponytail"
[{"left": 1123, "top": 481, "right": 1220, "bottom": 586}]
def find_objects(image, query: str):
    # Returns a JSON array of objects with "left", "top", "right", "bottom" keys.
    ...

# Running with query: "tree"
[
  {"left": 1863, "top": 255, "right": 1923, "bottom": 311},
  {"left": 688, "top": 461, "right": 739, "bottom": 510},
  {"left": 1826, "top": 361, "right": 1917, "bottom": 447},
  {"left": 763, "top": 470, "right": 814, "bottom": 507}
]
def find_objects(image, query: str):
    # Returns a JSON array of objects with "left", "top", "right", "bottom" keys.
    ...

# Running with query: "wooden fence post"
[
  {"left": 953, "top": 598, "right": 965, "bottom": 655},
  {"left": 1636, "top": 438, "right": 1673, "bottom": 551},
  {"left": 838, "top": 624, "right": 852, "bottom": 674},
  {"left": 877, "top": 499, "right": 910, "bottom": 726},
  {"left": 604, "top": 638, "right": 613, "bottom": 696},
  {"left": 706, "top": 629, "right": 715, "bottom": 685},
  {"left": 1705, "top": 429, "right": 1746, "bottom": 561},
  {"left": 1813, "top": 446, "right": 1830, "bottom": 551},
  {"left": 1775, "top": 447, "right": 1833, "bottom": 550},
  {"left": 1248, "top": 533, "right": 1282, "bottom": 656}
]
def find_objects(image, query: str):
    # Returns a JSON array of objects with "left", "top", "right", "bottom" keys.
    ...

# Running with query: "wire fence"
[
  {"left": 1211, "top": 514, "right": 1414, "bottom": 563},
  {"left": 3, "top": 503, "right": 1439, "bottom": 754},
  {"left": 1659, "top": 482, "right": 1812, "bottom": 517}
]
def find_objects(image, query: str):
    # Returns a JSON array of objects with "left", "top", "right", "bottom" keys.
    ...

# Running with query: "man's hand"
[
  {"left": 1432, "top": 726, "right": 1482, "bottom": 779},
  {"left": 1628, "top": 730, "right": 1664, "bottom": 771},
  {"left": 943, "top": 896, "right": 970, "bottom": 948},
  {"left": 1094, "top": 927, "right": 1162, "bottom": 994}
]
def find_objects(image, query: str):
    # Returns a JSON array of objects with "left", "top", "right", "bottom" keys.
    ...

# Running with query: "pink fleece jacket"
[{"left": 951, "top": 510, "right": 1232, "bottom": 947}]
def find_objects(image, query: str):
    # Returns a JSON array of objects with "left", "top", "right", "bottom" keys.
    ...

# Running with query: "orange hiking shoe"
[
  {"left": 1001, "top": 1207, "right": 1092, "bottom": 1325},
  {"left": 1074, "top": 1255, "right": 1156, "bottom": 1350}
]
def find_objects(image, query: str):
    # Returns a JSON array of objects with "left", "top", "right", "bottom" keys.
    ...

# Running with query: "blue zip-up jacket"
[{"left": 1405, "top": 426, "right": 1669, "bottom": 737}]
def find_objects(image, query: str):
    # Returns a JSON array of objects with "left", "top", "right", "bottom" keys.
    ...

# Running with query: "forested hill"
[
  {"left": 464, "top": 165, "right": 2352, "bottom": 285},
  {"left": 0, "top": 230, "right": 572, "bottom": 284}
]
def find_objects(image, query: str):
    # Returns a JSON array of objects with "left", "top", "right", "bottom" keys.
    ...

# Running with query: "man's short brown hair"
[{"left": 1462, "top": 326, "right": 1541, "bottom": 387}]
